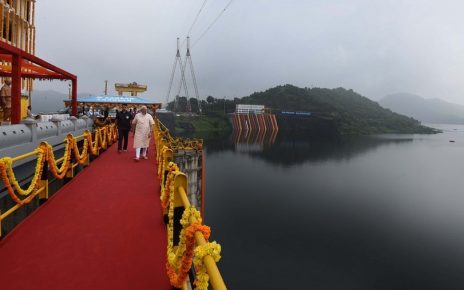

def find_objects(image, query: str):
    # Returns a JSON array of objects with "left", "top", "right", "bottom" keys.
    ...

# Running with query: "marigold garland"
[
  {"left": 47, "top": 137, "right": 72, "bottom": 179},
  {"left": 3, "top": 149, "right": 44, "bottom": 196},
  {"left": 0, "top": 148, "right": 46, "bottom": 204},
  {"left": 84, "top": 130, "right": 100, "bottom": 155},
  {"left": 193, "top": 242, "right": 222, "bottom": 290},
  {"left": 72, "top": 138, "right": 89, "bottom": 164},
  {"left": 0, "top": 124, "right": 115, "bottom": 205},
  {"left": 160, "top": 162, "right": 179, "bottom": 207},
  {"left": 156, "top": 120, "right": 222, "bottom": 289}
]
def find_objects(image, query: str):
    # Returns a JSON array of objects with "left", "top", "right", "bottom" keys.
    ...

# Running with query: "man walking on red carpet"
[
  {"left": 132, "top": 106, "right": 154, "bottom": 161},
  {"left": 115, "top": 103, "right": 132, "bottom": 153}
]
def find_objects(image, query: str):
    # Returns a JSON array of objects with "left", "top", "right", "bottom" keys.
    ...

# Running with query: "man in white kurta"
[{"left": 132, "top": 106, "right": 154, "bottom": 161}]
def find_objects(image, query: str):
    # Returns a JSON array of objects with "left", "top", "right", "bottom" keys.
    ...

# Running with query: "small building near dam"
[{"left": 231, "top": 104, "right": 278, "bottom": 133}]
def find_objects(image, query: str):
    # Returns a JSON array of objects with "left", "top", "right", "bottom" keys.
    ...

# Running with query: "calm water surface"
[{"left": 203, "top": 124, "right": 464, "bottom": 289}]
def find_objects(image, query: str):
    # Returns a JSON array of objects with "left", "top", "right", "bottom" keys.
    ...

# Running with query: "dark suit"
[{"left": 115, "top": 110, "right": 132, "bottom": 150}]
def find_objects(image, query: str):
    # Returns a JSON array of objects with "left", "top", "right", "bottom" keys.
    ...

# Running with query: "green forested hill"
[{"left": 240, "top": 85, "right": 437, "bottom": 134}]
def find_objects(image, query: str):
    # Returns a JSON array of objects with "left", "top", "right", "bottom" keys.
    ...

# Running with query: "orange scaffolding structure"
[{"left": 0, "top": 40, "right": 77, "bottom": 124}]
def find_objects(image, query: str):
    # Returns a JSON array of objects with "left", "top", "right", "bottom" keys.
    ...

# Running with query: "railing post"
[
  {"left": 83, "top": 152, "right": 90, "bottom": 167},
  {"left": 66, "top": 154, "right": 74, "bottom": 179},
  {"left": 39, "top": 160, "right": 49, "bottom": 203},
  {"left": 173, "top": 172, "right": 188, "bottom": 247},
  {"left": 65, "top": 135, "right": 74, "bottom": 179}
]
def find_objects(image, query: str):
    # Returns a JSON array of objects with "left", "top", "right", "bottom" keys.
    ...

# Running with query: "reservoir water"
[{"left": 203, "top": 124, "right": 464, "bottom": 289}]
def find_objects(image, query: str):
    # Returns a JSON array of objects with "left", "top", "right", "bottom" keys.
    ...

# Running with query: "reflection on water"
[
  {"left": 212, "top": 130, "right": 414, "bottom": 166},
  {"left": 204, "top": 126, "right": 464, "bottom": 289},
  {"left": 232, "top": 129, "right": 277, "bottom": 152}
]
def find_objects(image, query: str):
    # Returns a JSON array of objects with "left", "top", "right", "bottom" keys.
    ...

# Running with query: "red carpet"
[{"left": 0, "top": 136, "right": 171, "bottom": 290}]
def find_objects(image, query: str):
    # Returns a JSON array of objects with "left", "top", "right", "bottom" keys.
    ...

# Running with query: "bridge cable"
[
  {"left": 192, "top": 0, "right": 234, "bottom": 48},
  {"left": 180, "top": 0, "right": 209, "bottom": 48},
  {"left": 188, "top": 0, "right": 208, "bottom": 36}
]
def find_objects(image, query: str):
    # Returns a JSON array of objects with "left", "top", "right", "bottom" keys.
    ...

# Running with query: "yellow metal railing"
[
  {"left": 154, "top": 119, "right": 227, "bottom": 290},
  {"left": 0, "top": 124, "right": 118, "bottom": 237}
]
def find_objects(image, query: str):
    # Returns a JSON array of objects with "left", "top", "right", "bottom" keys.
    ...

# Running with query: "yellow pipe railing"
[
  {"left": 11, "top": 149, "right": 39, "bottom": 162},
  {"left": 0, "top": 124, "right": 118, "bottom": 237},
  {"left": 178, "top": 186, "right": 226, "bottom": 290},
  {"left": 154, "top": 119, "right": 227, "bottom": 290}
]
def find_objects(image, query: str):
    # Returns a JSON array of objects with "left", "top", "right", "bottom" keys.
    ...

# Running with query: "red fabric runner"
[{"left": 0, "top": 136, "right": 170, "bottom": 289}]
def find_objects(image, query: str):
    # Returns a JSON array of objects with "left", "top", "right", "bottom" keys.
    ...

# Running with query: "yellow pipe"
[
  {"left": 0, "top": 186, "right": 44, "bottom": 221},
  {"left": 178, "top": 186, "right": 227, "bottom": 290},
  {"left": 0, "top": 203, "right": 20, "bottom": 221},
  {"left": 11, "top": 149, "right": 39, "bottom": 162}
]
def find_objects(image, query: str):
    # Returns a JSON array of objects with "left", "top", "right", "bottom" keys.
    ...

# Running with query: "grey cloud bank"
[{"left": 33, "top": 0, "right": 464, "bottom": 105}]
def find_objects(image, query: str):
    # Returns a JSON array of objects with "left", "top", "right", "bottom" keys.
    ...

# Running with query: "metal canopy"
[
  {"left": 63, "top": 95, "right": 161, "bottom": 111},
  {"left": 70, "top": 95, "right": 159, "bottom": 105},
  {"left": 0, "top": 40, "right": 77, "bottom": 124}
]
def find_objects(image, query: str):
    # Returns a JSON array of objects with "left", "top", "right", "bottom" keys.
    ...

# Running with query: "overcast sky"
[{"left": 33, "top": 0, "right": 464, "bottom": 104}]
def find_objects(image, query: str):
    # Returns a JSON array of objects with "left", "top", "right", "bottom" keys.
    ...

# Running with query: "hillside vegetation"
[
  {"left": 240, "top": 85, "right": 437, "bottom": 134},
  {"left": 167, "top": 85, "right": 438, "bottom": 135}
]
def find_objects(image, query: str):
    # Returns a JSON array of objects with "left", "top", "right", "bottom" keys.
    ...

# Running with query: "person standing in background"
[
  {"left": 0, "top": 79, "right": 11, "bottom": 122},
  {"left": 115, "top": 103, "right": 132, "bottom": 153},
  {"left": 27, "top": 105, "right": 33, "bottom": 118}
]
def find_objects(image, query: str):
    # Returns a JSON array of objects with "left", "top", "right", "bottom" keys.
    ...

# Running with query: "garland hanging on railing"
[
  {"left": 47, "top": 136, "right": 73, "bottom": 179},
  {"left": 193, "top": 242, "right": 222, "bottom": 290},
  {"left": 165, "top": 177, "right": 211, "bottom": 288},
  {"left": 72, "top": 137, "right": 89, "bottom": 164},
  {"left": 0, "top": 148, "right": 46, "bottom": 205},
  {"left": 0, "top": 124, "right": 117, "bottom": 206},
  {"left": 3, "top": 149, "right": 44, "bottom": 196}
]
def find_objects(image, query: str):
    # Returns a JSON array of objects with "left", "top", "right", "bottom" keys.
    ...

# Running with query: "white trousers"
[{"left": 135, "top": 148, "right": 147, "bottom": 158}]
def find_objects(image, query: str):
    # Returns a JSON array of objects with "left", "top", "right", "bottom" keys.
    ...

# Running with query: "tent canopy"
[
  {"left": 64, "top": 95, "right": 161, "bottom": 109},
  {"left": 0, "top": 40, "right": 78, "bottom": 123},
  {"left": 71, "top": 95, "right": 159, "bottom": 105}
]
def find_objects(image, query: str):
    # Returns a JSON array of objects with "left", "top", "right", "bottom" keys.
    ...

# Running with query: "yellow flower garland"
[
  {"left": 0, "top": 124, "right": 115, "bottom": 206},
  {"left": 3, "top": 148, "right": 45, "bottom": 196},
  {"left": 193, "top": 242, "right": 222, "bottom": 290},
  {"left": 157, "top": 124, "right": 223, "bottom": 289},
  {"left": 47, "top": 138, "right": 72, "bottom": 178},
  {"left": 72, "top": 137, "right": 89, "bottom": 164},
  {"left": 167, "top": 171, "right": 176, "bottom": 265}
]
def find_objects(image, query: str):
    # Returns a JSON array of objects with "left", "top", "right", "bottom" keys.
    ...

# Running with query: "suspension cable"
[
  {"left": 187, "top": 0, "right": 208, "bottom": 36},
  {"left": 192, "top": 0, "right": 234, "bottom": 48}
]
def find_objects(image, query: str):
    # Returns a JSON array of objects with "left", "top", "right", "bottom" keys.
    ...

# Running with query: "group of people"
[
  {"left": 0, "top": 79, "right": 11, "bottom": 122},
  {"left": 115, "top": 104, "right": 154, "bottom": 161}
]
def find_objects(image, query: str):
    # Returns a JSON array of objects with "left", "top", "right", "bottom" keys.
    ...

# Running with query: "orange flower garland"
[
  {"left": 72, "top": 138, "right": 89, "bottom": 164},
  {"left": 0, "top": 124, "right": 115, "bottom": 206},
  {"left": 47, "top": 137, "right": 72, "bottom": 179},
  {"left": 0, "top": 147, "right": 46, "bottom": 205},
  {"left": 166, "top": 222, "right": 211, "bottom": 288},
  {"left": 156, "top": 120, "right": 222, "bottom": 289}
]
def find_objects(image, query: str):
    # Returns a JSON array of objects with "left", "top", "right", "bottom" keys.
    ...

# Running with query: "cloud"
[{"left": 33, "top": 0, "right": 464, "bottom": 105}]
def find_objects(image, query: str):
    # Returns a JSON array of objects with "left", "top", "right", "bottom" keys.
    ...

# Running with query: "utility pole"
[{"left": 104, "top": 80, "right": 108, "bottom": 95}]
